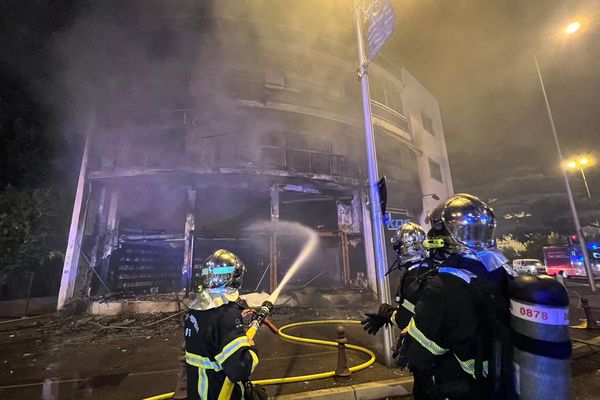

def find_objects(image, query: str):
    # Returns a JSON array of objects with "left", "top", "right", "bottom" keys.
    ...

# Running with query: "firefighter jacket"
[
  {"left": 184, "top": 293, "right": 259, "bottom": 400},
  {"left": 403, "top": 254, "right": 509, "bottom": 398},
  {"left": 391, "top": 259, "right": 436, "bottom": 330}
]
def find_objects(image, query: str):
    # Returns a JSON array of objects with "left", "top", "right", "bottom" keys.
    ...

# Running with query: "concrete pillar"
[
  {"left": 341, "top": 232, "right": 351, "bottom": 287},
  {"left": 86, "top": 186, "right": 107, "bottom": 296},
  {"left": 360, "top": 189, "right": 378, "bottom": 294},
  {"left": 269, "top": 185, "right": 280, "bottom": 293},
  {"left": 182, "top": 188, "right": 197, "bottom": 294},
  {"left": 57, "top": 121, "right": 93, "bottom": 310},
  {"left": 98, "top": 188, "right": 120, "bottom": 290}
]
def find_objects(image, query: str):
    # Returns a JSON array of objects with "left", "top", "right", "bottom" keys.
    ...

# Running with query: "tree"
[
  {"left": 0, "top": 186, "right": 69, "bottom": 296},
  {"left": 497, "top": 234, "right": 526, "bottom": 260},
  {"left": 520, "top": 232, "right": 565, "bottom": 260}
]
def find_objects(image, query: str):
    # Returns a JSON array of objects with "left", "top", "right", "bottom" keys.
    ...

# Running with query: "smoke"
[
  {"left": 49, "top": 1, "right": 210, "bottom": 137},
  {"left": 42, "top": 1, "right": 375, "bottom": 235}
]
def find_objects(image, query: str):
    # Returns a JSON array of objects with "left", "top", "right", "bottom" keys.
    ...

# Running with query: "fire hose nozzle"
[
  {"left": 249, "top": 301, "right": 274, "bottom": 333},
  {"left": 258, "top": 301, "right": 274, "bottom": 319}
]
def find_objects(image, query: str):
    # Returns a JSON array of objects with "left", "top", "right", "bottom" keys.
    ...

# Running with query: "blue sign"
[
  {"left": 366, "top": 0, "right": 396, "bottom": 61},
  {"left": 384, "top": 213, "right": 411, "bottom": 230}
]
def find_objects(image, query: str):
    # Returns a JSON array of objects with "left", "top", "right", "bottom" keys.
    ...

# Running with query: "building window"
[
  {"left": 384, "top": 85, "right": 403, "bottom": 115},
  {"left": 429, "top": 158, "right": 443, "bottom": 182},
  {"left": 421, "top": 111, "right": 434, "bottom": 135},
  {"left": 370, "top": 79, "right": 403, "bottom": 115}
]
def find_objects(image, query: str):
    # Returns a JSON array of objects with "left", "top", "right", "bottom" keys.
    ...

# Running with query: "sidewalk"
[{"left": 272, "top": 377, "right": 413, "bottom": 400}]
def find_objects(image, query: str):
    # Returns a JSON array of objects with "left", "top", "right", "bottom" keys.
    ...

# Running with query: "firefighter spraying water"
[{"left": 182, "top": 222, "right": 319, "bottom": 400}]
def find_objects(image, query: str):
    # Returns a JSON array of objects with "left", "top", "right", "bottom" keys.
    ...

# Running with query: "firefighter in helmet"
[
  {"left": 184, "top": 249, "right": 259, "bottom": 400},
  {"left": 361, "top": 222, "right": 438, "bottom": 338},
  {"left": 401, "top": 194, "right": 512, "bottom": 399}
]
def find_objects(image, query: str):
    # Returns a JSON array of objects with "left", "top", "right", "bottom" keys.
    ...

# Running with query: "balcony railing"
[
  {"left": 370, "top": 100, "right": 410, "bottom": 134},
  {"left": 260, "top": 146, "right": 355, "bottom": 177}
]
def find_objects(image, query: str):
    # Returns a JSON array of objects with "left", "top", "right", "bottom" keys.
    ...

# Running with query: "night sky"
[
  {"left": 387, "top": 0, "right": 600, "bottom": 235},
  {"left": 1, "top": 0, "right": 599, "bottom": 237}
]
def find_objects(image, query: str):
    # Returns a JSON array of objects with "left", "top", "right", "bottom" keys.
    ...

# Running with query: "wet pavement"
[{"left": 1, "top": 283, "right": 600, "bottom": 400}]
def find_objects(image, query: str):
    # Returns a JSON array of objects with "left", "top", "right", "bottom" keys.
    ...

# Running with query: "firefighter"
[
  {"left": 361, "top": 222, "right": 436, "bottom": 336},
  {"left": 401, "top": 194, "right": 512, "bottom": 400},
  {"left": 184, "top": 249, "right": 259, "bottom": 400}
]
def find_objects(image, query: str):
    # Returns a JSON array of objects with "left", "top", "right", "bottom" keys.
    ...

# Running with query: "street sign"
[{"left": 362, "top": 0, "right": 396, "bottom": 61}]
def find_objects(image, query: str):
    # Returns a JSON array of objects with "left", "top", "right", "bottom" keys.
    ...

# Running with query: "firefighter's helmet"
[
  {"left": 392, "top": 222, "right": 427, "bottom": 262},
  {"left": 199, "top": 249, "right": 246, "bottom": 290},
  {"left": 427, "top": 193, "right": 496, "bottom": 252}
]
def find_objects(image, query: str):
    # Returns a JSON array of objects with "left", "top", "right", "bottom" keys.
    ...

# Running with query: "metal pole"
[
  {"left": 354, "top": 4, "right": 394, "bottom": 366},
  {"left": 580, "top": 167, "right": 592, "bottom": 198},
  {"left": 534, "top": 55, "right": 596, "bottom": 292}
]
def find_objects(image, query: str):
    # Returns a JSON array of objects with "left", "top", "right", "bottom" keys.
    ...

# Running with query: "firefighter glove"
[{"left": 361, "top": 303, "right": 395, "bottom": 335}]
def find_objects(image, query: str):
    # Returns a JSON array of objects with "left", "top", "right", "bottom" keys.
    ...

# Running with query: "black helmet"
[
  {"left": 427, "top": 194, "right": 496, "bottom": 252},
  {"left": 199, "top": 249, "right": 245, "bottom": 290}
]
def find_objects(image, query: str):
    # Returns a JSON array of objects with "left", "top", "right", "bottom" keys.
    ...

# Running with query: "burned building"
[{"left": 57, "top": 2, "right": 453, "bottom": 309}]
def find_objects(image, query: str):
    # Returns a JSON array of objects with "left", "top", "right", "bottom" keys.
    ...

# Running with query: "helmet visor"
[
  {"left": 200, "top": 249, "right": 245, "bottom": 290},
  {"left": 450, "top": 219, "right": 495, "bottom": 250},
  {"left": 443, "top": 195, "right": 496, "bottom": 251}
]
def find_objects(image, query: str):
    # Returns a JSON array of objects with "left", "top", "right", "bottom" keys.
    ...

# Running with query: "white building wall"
[{"left": 400, "top": 68, "right": 454, "bottom": 226}]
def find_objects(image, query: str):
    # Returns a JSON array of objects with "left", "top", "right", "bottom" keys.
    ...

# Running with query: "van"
[{"left": 512, "top": 259, "right": 545, "bottom": 275}]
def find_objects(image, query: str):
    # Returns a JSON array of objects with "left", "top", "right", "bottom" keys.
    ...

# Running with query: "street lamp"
[
  {"left": 534, "top": 21, "right": 596, "bottom": 292},
  {"left": 565, "top": 156, "right": 594, "bottom": 198},
  {"left": 565, "top": 21, "right": 581, "bottom": 35}
]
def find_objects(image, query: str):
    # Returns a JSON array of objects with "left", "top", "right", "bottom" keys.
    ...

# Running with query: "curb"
[{"left": 272, "top": 377, "right": 414, "bottom": 400}]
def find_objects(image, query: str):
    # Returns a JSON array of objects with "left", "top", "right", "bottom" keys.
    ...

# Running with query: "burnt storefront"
[{"left": 57, "top": 3, "right": 452, "bottom": 309}]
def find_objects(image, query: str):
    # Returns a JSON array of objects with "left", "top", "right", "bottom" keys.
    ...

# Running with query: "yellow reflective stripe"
[
  {"left": 185, "top": 351, "right": 222, "bottom": 370},
  {"left": 391, "top": 310, "right": 398, "bottom": 327},
  {"left": 407, "top": 318, "right": 448, "bottom": 356},
  {"left": 454, "top": 355, "right": 476, "bottom": 378},
  {"left": 402, "top": 299, "right": 415, "bottom": 314},
  {"left": 454, "top": 355, "right": 488, "bottom": 378},
  {"left": 215, "top": 336, "right": 250, "bottom": 365},
  {"left": 249, "top": 349, "right": 259, "bottom": 373},
  {"left": 197, "top": 366, "right": 208, "bottom": 399}
]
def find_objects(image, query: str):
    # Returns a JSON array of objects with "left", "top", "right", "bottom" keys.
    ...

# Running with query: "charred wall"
[{"left": 58, "top": 1, "right": 445, "bottom": 305}]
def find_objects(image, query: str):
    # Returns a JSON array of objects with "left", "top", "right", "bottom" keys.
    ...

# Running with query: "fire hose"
[
  {"left": 142, "top": 318, "right": 376, "bottom": 400},
  {"left": 143, "top": 223, "right": 376, "bottom": 399}
]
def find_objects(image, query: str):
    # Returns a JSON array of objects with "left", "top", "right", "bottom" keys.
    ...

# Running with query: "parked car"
[{"left": 512, "top": 259, "right": 545, "bottom": 275}]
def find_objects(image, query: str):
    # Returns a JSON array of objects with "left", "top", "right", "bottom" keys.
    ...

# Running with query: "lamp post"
[
  {"left": 566, "top": 157, "right": 593, "bottom": 198},
  {"left": 534, "top": 21, "right": 596, "bottom": 292}
]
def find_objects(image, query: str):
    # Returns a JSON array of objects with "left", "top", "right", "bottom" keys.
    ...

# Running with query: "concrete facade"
[{"left": 57, "top": 4, "right": 453, "bottom": 309}]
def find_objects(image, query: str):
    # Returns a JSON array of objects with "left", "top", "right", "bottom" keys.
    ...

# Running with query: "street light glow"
[
  {"left": 565, "top": 21, "right": 581, "bottom": 35},
  {"left": 565, "top": 156, "right": 595, "bottom": 170}
]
